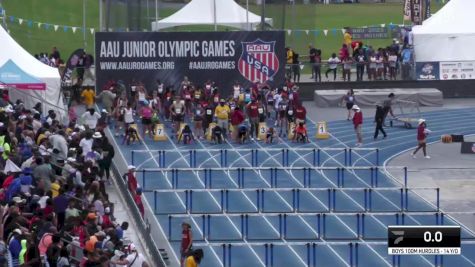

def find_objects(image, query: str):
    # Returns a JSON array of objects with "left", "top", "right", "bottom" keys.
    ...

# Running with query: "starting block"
[
  {"left": 316, "top": 121, "right": 329, "bottom": 139},
  {"left": 288, "top": 122, "right": 296, "bottom": 140},
  {"left": 153, "top": 124, "right": 167, "bottom": 141},
  {"left": 258, "top": 122, "right": 267, "bottom": 140}
]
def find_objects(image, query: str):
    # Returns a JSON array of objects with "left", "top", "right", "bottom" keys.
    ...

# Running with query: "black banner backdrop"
[
  {"left": 62, "top": 48, "right": 84, "bottom": 84},
  {"left": 95, "top": 31, "right": 285, "bottom": 95}
]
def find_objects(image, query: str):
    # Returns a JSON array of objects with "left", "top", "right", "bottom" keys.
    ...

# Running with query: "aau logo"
[{"left": 238, "top": 39, "right": 279, "bottom": 83}]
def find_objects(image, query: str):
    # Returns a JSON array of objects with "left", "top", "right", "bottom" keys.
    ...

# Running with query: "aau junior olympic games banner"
[{"left": 95, "top": 31, "right": 285, "bottom": 93}]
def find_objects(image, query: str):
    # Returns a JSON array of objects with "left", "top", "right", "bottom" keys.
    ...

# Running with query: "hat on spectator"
[
  {"left": 101, "top": 109, "right": 108, "bottom": 114},
  {"left": 67, "top": 157, "right": 76, "bottom": 163},
  {"left": 12, "top": 196, "right": 26, "bottom": 204},
  {"left": 13, "top": 229, "right": 22, "bottom": 235},
  {"left": 351, "top": 105, "right": 360, "bottom": 110},
  {"left": 95, "top": 231, "right": 106, "bottom": 237},
  {"left": 418, "top": 119, "right": 426, "bottom": 125},
  {"left": 105, "top": 207, "right": 111, "bottom": 214},
  {"left": 128, "top": 165, "right": 136, "bottom": 170},
  {"left": 128, "top": 243, "right": 137, "bottom": 251},
  {"left": 93, "top": 132, "right": 102, "bottom": 139}
]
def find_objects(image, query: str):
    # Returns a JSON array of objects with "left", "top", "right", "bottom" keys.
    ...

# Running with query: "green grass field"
[{"left": 1, "top": 0, "right": 444, "bottom": 61}]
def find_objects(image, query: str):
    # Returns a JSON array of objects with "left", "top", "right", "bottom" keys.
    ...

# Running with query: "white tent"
[
  {"left": 412, "top": 0, "right": 475, "bottom": 62},
  {"left": 0, "top": 25, "right": 66, "bottom": 120},
  {"left": 151, "top": 0, "right": 272, "bottom": 31}
]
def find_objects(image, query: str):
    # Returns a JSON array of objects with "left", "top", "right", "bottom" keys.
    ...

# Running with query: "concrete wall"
[{"left": 297, "top": 79, "right": 475, "bottom": 101}]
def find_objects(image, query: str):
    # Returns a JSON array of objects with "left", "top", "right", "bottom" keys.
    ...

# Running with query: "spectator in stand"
[
  {"left": 376, "top": 52, "right": 384, "bottom": 80},
  {"left": 246, "top": 99, "right": 260, "bottom": 141},
  {"left": 342, "top": 56, "right": 353, "bottom": 81},
  {"left": 77, "top": 52, "right": 86, "bottom": 80},
  {"left": 81, "top": 108, "right": 101, "bottom": 130},
  {"left": 314, "top": 49, "right": 322, "bottom": 83},
  {"left": 51, "top": 47, "right": 61, "bottom": 61},
  {"left": 96, "top": 87, "right": 117, "bottom": 114},
  {"left": 343, "top": 28, "right": 353, "bottom": 51},
  {"left": 309, "top": 44, "right": 317, "bottom": 79},
  {"left": 230, "top": 107, "right": 245, "bottom": 141},
  {"left": 388, "top": 51, "right": 398, "bottom": 80},
  {"left": 81, "top": 87, "right": 96, "bottom": 109},
  {"left": 292, "top": 52, "right": 300, "bottom": 83},
  {"left": 401, "top": 45, "right": 413, "bottom": 80},
  {"left": 368, "top": 52, "right": 377, "bottom": 81},
  {"left": 355, "top": 48, "right": 366, "bottom": 81},
  {"left": 325, "top": 53, "right": 340, "bottom": 81},
  {"left": 286, "top": 47, "right": 294, "bottom": 79},
  {"left": 214, "top": 99, "right": 231, "bottom": 140},
  {"left": 352, "top": 105, "right": 363, "bottom": 147}
]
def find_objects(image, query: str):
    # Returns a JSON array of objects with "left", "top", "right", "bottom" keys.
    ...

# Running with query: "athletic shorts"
[
  {"left": 173, "top": 115, "right": 184, "bottom": 122},
  {"left": 142, "top": 118, "right": 152, "bottom": 125}
]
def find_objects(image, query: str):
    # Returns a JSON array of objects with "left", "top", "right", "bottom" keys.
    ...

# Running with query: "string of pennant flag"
[
  {"left": 7, "top": 15, "right": 96, "bottom": 34},
  {"left": 6, "top": 15, "right": 405, "bottom": 36}
]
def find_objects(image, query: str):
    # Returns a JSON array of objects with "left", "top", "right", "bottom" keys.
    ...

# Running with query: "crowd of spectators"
[
  {"left": 285, "top": 28, "right": 415, "bottom": 82},
  {"left": 0, "top": 86, "right": 149, "bottom": 266}
]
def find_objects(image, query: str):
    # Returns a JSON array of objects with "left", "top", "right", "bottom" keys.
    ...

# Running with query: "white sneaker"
[
  {"left": 256, "top": 138, "right": 261, "bottom": 141},
  {"left": 424, "top": 155, "right": 431, "bottom": 159},
  {"left": 251, "top": 137, "right": 254, "bottom": 141},
  {"left": 411, "top": 153, "right": 416, "bottom": 159}
]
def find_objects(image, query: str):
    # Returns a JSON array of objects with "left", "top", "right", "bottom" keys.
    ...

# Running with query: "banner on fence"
[
  {"left": 415, "top": 62, "right": 439, "bottom": 80},
  {"left": 439, "top": 61, "right": 475, "bottom": 80},
  {"left": 95, "top": 31, "right": 285, "bottom": 95}
]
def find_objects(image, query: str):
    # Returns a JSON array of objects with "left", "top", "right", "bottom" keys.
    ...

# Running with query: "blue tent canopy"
[{"left": 0, "top": 59, "right": 46, "bottom": 90}]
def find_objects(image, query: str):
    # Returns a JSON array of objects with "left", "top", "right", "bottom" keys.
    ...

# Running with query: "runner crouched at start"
[
  {"left": 212, "top": 125, "right": 223, "bottom": 144},
  {"left": 178, "top": 125, "right": 195, "bottom": 144},
  {"left": 293, "top": 122, "right": 309, "bottom": 143},
  {"left": 237, "top": 123, "right": 249, "bottom": 144}
]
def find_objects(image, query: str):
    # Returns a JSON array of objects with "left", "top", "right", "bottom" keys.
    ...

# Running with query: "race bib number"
[
  {"left": 196, "top": 110, "right": 201, "bottom": 115},
  {"left": 185, "top": 94, "right": 191, "bottom": 100},
  {"left": 258, "top": 108, "right": 264, "bottom": 114},
  {"left": 175, "top": 108, "right": 182, "bottom": 114},
  {"left": 131, "top": 86, "right": 136, "bottom": 92},
  {"left": 206, "top": 110, "right": 212, "bottom": 115},
  {"left": 288, "top": 110, "right": 294, "bottom": 116},
  {"left": 195, "top": 94, "right": 200, "bottom": 99},
  {"left": 214, "top": 97, "right": 219, "bottom": 103}
]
